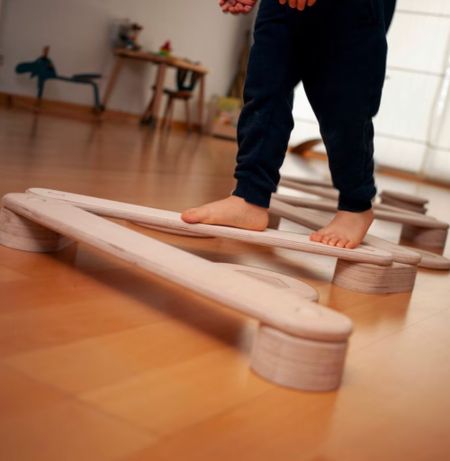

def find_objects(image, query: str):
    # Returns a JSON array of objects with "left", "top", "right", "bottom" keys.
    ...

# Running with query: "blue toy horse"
[{"left": 16, "top": 46, "right": 103, "bottom": 111}]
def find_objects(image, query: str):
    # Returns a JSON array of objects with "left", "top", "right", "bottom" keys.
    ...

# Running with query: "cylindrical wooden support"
[
  {"left": 0, "top": 207, "right": 72, "bottom": 252},
  {"left": 400, "top": 224, "right": 448, "bottom": 252},
  {"left": 332, "top": 260, "right": 417, "bottom": 294},
  {"left": 250, "top": 326, "right": 348, "bottom": 392},
  {"left": 267, "top": 214, "right": 281, "bottom": 230}
]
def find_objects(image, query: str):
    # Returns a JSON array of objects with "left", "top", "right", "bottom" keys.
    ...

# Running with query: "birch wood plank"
[
  {"left": 26, "top": 188, "right": 393, "bottom": 266},
  {"left": 1, "top": 193, "right": 353, "bottom": 391}
]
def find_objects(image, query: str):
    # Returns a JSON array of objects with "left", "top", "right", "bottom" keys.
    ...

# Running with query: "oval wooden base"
[
  {"left": 332, "top": 260, "right": 417, "bottom": 294},
  {"left": 216, "top": 263, "right": 319, "bottom": 301},
  {"left": 0, "top": 208, "right": 72, "bottom": 252},
  {"left": 400, "top": 224, "right": 448, "bottom": 252},
  {"left": 250, "top": 326, "right": 348, "bottom": 392}
]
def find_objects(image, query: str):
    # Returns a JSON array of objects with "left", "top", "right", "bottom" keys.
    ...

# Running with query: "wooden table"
[{"left": 101, "top": 49, "right": 208, "bottom": 129}]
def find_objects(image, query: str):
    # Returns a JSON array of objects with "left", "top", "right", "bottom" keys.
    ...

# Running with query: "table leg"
[
  {"left": 101, "top": 57, "right": 125, "bottom": 110},
  {"left": 197, "top": 74, "right": 206, "bottom": 132},
  {"left": 145, "top": 63, "right": 167, "bottom": 128}
]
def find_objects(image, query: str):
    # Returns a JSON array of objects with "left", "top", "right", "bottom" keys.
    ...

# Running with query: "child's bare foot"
[
  {"left": 310, "top": 209, "right": 374, "bottom": 249},
  {"left": 181, "top": 196, "right": 269, "bottom": 231}
]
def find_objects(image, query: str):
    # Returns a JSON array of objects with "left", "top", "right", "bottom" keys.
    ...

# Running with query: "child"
[{"left": 182, "top": 0, "right": 396, "bottom": 249}]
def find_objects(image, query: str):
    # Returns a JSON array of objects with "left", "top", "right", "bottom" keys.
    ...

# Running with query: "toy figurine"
[{"left": 117, "top": 21, "right": 143, "bottom": 51}]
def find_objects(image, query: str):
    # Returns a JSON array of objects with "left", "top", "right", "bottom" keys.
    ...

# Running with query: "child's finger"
[
  {"left": 279, "top": 0, "right": 287, "bottom": 5},
  {"left": 307, "top": 0, "right": 317, "bottom": 5},
  {"left": 296, "top": 0, "right": 306, "bottom": 10},
  {"left": 289, "top": 0, "right": 296, "bottom": 8}
]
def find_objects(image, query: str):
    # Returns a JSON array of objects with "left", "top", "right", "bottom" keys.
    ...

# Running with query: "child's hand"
[
  {"left": 219, "top": 0, "right": 257, "bottom": 15},
  {"left": 278, "top": 0, "right": 317, "bottom": 11}
]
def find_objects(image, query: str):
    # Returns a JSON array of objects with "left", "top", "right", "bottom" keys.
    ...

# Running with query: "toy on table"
[
  {"left": 15, "top": 46, "right": 102, "bottom": 111},
  {"left": 159, "top": 40, "right": 172, "bottom": 57},
  {"left": 117, "top": 21, "right": 143, "bottom": 51}
]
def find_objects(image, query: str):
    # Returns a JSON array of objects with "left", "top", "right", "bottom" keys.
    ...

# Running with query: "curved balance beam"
[
  {"left": 27, "top": 188, "right": 393, "bottom": 267},
  {"left": 1, "top": 193, "right": 352, "bottom": 391},
  {"left": 269, "top": 199, "right": 420, "bottom": 293},
  {"left": 269, "top": 200, "right": 450, "bottom": 272},
  {"left": 276, "top": 182, "right": 449, "bottom": 252},
  {"left": 273, "top": 193, "right": 448, "bottom": 229}
]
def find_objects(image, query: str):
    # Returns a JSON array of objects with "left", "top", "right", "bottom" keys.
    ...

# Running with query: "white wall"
[{"left": 0, "top": 0, "right": 253, "bottom": 116}]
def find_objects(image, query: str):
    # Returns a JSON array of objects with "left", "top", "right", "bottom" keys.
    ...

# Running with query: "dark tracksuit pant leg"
[
  {"left": 233, "top": 0, "right": 396, "bottom": 212},
  {"left": 302, "top": 0, "right": 389, "bottom": 211},
  {"left": 232, "top": 0, "right": 301, "bottom": 208}
]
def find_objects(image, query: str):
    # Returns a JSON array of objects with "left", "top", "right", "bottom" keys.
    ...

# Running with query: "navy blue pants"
[{"left": 233, "top": 0, "right": 396, "bottom": 211}]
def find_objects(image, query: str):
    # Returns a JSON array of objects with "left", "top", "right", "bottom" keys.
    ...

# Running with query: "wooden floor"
[{"left": 1, "top": 107, "right": 450, "bottom": 461}]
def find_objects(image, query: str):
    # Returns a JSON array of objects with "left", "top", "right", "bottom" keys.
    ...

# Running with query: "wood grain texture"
[
  {"left": 250, "top": 326, "right": 348, "bottom": 392},
  {"left": 26, "top": 188, "right": 394, "bottom": 266},
  {"left": 1, "top": 193, "right": 352, "bottom": 343},
  {"left": 0, "top": 207, "right": 72, "bottom": 252},
  {"left": 332, "top": 260, "right": 417, "bottom": 294},
  {"left": 215, "top": 263, "right": 319, "bottom": 302}
]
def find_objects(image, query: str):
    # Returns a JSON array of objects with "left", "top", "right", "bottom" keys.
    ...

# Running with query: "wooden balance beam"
[
  {"left": 0, "top": 193, "right": 353, "bottom": 392},
  {"left": 273, "top": 190, "right": 449, "bottom": 253},
  {"left": 26, "top": 188, "right": 393, "bottom": 267},
  {"left": 269, "top": 199, "right": 450, "bottom": 293}
]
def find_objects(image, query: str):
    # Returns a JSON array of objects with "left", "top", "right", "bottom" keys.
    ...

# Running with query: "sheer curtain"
[{"left": 289, "top": 0, "right": 450, "bottom": 183}]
